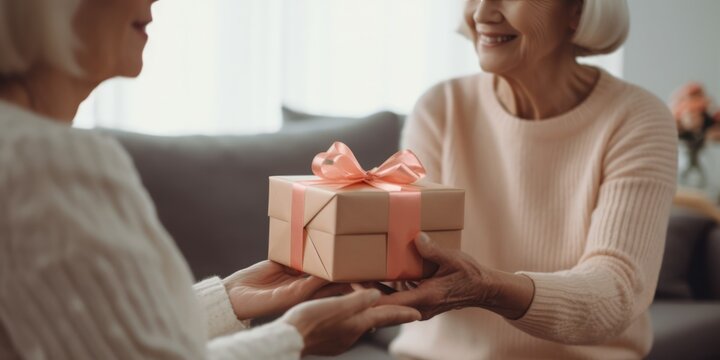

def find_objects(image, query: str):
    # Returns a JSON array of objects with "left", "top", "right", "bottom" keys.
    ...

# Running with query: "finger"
[
  {"left": 414, "top": 232, "right": 454, "bottom": 265},
  {"left": 325, "top": 289, "right": 381, "bottom": 317},
  {"left": 361, "top": 305, "right": 422, "bottom": 329},
  {"left": 373, "top": 287, "right": 430, "bottom": 308},
  {"left": 299, "top": 275, "right": 330, "bottom": 292},
  {"left": 283, "top": 267, "right": 304, "bottom": 276},
  {"left": 275, "top": 261, "right": 306, "bottom": 276},
  {"left": 366, "top": 282, "right": 398, "bottom": 295},
  {"left": 248, "top": 260, "right": 275, "bottom": 271},
  {"left": 265, "top": 260, "right": 304, "bottom": 276},
  {"left": 257, "top": 260, "right": 305, "bottom": 279},
  {"left": 287, "top": 289, "right": 378, "bottom": 323},
  {"left": 311, "top": 283, "right": 353, "bottom": 299}
]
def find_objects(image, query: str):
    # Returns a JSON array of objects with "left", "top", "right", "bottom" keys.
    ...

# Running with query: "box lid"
[{"left": 268, "top": 176, "right": 464, "bottom": 235}]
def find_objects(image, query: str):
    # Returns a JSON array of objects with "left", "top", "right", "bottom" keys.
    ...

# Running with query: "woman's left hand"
[
  {"left": 223, "top": 260, "right": 341, "bottom": 320},
  {"left": 376, "top": 233, "right": 535, "bottom": 320}
]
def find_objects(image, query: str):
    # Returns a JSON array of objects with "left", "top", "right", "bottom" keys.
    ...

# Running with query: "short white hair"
[
  {"left": 459, "top": 0, "right": 630, "bottom": 57},
  {"left": 573, "top": 0, "right": 629, "bottom": 56},
  {"left": 0, "top": 0, "right": 82, "bottom": 78}
]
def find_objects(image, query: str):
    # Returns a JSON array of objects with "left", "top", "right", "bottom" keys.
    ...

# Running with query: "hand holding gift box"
[{"left": 268, "top": 142, "right": 465, "bottom": 282}]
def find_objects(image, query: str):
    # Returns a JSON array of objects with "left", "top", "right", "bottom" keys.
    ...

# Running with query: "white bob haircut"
[
  {"left": 459, "top": 0, "right": 630, "bottom": 57},
  {"left": 0, "top": 0, "right": 83, "bottom": 78}
]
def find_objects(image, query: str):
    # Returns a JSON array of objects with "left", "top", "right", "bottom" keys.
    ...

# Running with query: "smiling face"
[
  {"left": 463, "top": 0, "right": 582, "bottom": 76},
  {"left": 72, "top": 0, "right": 156, "bottom": 82}
]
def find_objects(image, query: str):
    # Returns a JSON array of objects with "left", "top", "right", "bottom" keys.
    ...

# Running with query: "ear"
[{"left": 569, "top": 0, "right": 583, "bottom": 32}]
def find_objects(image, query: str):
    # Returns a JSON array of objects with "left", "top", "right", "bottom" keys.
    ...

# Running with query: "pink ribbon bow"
[
  {"left": 311, "top": 142, "right": 426, "bottom": 189},
  {"left": 291, "top": 142, "right": 427, "bottom": 279}
]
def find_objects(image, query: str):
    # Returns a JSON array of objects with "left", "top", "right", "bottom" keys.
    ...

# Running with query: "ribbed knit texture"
[
  {"left": 391, "top": 69, "right": 678, "bottom": 360},
  {"left": 193, "top": 277, "right": 249, "bottom": 338},
  {"left": 0, "top": 101, "right": 304, "bottom": 359}
]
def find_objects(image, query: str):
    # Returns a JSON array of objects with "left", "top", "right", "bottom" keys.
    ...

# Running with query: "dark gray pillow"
[
  {"left": 281, "top": 106, "right": 405, "bottom": 132},
  {"left": 655, "top": 208, "right": 714, "bottom": 299}
]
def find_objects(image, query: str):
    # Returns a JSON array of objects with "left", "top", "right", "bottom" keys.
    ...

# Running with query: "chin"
[
  {"left": 478, "top": 59, "right": 506, "bottom": 75},
  {"left": 120, "top": 61, "right": 144, "bottom": 78},
  {"left": 478, "top": 56, "right": 518, "bottom": 76}
]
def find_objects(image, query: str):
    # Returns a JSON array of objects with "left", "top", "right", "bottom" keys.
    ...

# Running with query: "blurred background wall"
[
  {"left": 624, "top": 0, "right": 720, "bottom": 101},
  {"left": 72, "top": 0, "right": 623, "bottom": 135}
]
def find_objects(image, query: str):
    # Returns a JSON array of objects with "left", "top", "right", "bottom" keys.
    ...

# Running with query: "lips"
[{"left": 478, "top": 33, "right": 518, "bottom": 47}]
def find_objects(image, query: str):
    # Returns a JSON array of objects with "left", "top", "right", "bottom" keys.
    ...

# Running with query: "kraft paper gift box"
[{"left": 267, "top": 142, "right": 465, "bottom": 282}]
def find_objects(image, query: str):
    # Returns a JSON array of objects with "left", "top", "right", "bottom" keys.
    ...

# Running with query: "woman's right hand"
[{"left": 281, "top": 289, "right": 421, "bottom": 357}]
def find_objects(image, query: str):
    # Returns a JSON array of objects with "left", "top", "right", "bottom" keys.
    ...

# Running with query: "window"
[{"left": 74, "top": 0, "right": 624, "bottom": 135}]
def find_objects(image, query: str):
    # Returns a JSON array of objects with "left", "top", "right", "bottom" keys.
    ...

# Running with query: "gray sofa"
[
  {"left": 647, "top": 209, "right": 720, "bottom": 360},
  {"left": 106, "top": 112, "right": 720, "bottom": 359}
]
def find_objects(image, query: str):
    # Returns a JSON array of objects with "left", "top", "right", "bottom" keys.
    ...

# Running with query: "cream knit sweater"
[
  {"left": 0, "top": 100, "right": 303, "bottom": 359},
  {"left": 391, "top": 69, "right": 678, "bottom": 359}
]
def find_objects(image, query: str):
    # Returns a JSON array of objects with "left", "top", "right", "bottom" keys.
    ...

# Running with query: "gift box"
[{"left": 267, "top": 142, "right": 464, "bottom": 282}]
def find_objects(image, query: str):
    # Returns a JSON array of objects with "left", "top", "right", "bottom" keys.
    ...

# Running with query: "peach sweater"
[{"left": 391, "top": 69, "right": 678, "bottom": 359}]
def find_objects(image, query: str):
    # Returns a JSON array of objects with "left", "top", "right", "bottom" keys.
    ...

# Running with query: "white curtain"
[{"left": 74, "top": 0, "right": 624, "bottom": 135}]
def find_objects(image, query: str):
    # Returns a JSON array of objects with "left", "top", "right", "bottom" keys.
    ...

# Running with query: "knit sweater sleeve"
[
  {"left": 193, "top": 277, "right": 250, "bottom": 338},
  {"left": 0, "top": 121, "right": 302, "bottom": 359},
  {"left": 401, "top": 82, "right": 447, "bottom": 183},
  {"left": 508, "top": 95, "right": 679, "bottom": 344}
]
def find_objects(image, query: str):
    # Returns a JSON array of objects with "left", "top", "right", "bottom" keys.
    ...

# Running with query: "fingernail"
[
  {"left": 404, "top": 309, "right": 422, "bottom": 321},
  {"left": 418, "top": 232, "right": 431, "bottom": 243}
]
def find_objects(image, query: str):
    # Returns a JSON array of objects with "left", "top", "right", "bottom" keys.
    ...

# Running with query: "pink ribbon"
[{"left": 290, "top": 142, "right": 427, "bottom": 279}]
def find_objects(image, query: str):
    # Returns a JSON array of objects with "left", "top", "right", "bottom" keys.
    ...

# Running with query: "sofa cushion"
[
  {"left": 655, "top": 209, "right": 715, "bottom": 299},
  {"left": 690, "top": 226, "right": 720, "bottom": 300},
  {"left": 303, "top": 344, "right": 394, "bottom": 360},
  {"left": 648, "top": 301, "right": 720, "bottom": 359},
  {"left": 103, "top": 112, "right": 401, "bottom": 279}
]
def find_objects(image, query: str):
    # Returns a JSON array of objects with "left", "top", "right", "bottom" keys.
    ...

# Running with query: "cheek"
[
  {"left": 522, "top": 16, "right": 566, "bottom": 59},
  {"left": 74, "top": 0, "right": 147, "bottom": 80},
  {"left": 515, "top": 4, "right": 571, "bottom": 61},
  {"left": 462, "top": 7, "right": 476, "bottom": 41},
  {"left": 73, "top": 21, "right": 110, "bottom": 77},
  {"left": 73, "top": 7, "right": 132, "bottom": 80}
]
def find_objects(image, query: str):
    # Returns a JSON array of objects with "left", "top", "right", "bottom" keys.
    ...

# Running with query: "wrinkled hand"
[
  {"left": 223, "top": 260, "right": 332, "bottom": 320},
  {"left": 376, "top": 233, "right": 534, "bottom": 320},
  {"left": 281, "top": 289, "right": 421, "bottom": 357}
]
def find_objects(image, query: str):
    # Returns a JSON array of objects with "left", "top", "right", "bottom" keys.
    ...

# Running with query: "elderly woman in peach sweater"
[{"left": 382, "top": 1, "right": 678, "bottom": 359}]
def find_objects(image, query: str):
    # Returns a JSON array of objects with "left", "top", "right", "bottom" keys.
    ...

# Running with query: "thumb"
[
  {"left": 325, "top": 289, "right": 381, "bottom": 318},
  {"left": 287, "top": 289, "right": 380, "bottom": 327},
  {"left": 362, "top": 305, "right": 422, "bottom": 329},
  {"left": 414, "top": 232, "right": 453, "bottom": 265}
]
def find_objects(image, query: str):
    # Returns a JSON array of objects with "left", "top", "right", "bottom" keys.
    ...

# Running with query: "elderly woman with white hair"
[
  {"left": 0, "top": 0, "right": 421, "bottom": 359},
  {"left": 380, "top": 0, "right": 678, "bottom": 359}
]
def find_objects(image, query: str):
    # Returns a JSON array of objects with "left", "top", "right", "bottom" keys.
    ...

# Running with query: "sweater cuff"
[
  {"left": 208, "top": 320, "right": 304, "bottom": 360},
  {"left": 506, "top": 271, "right": 591, "bottom": 336},
  {"left": 194, "top": 277, "right": 248, "bottom": 338}
]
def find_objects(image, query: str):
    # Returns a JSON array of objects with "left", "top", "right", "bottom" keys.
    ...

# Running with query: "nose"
[{"left": 473, "top": 0, "right": 503, "bottom": 25}]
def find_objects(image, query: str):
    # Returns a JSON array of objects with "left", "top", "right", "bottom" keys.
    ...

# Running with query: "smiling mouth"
[{"left": 479, "top": 34, "right": 518, "bottom": 47}]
